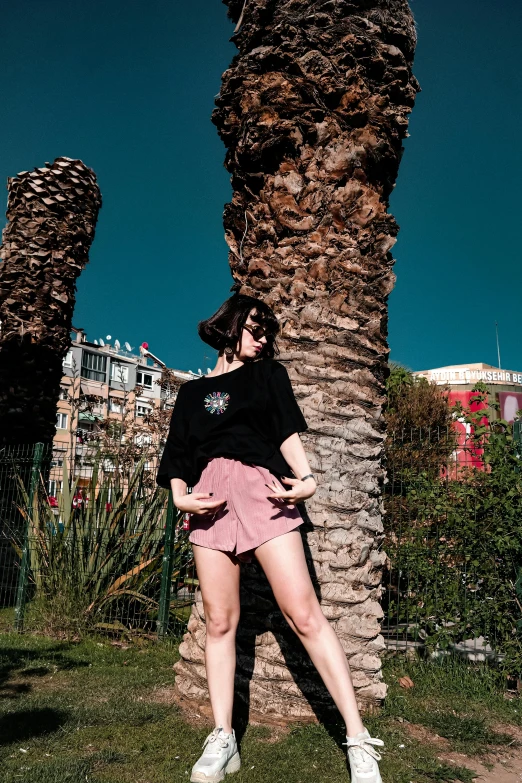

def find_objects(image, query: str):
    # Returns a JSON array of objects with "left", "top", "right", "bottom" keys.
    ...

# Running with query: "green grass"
[
  {"left": 0, "top": 606, "right": 15, "bottom": 632},
  {"left": 0, "top": 633, "right": 520, "bottom": 782},
  {"left": 382, "top": 655, "right": 521, "bottom": 754}
]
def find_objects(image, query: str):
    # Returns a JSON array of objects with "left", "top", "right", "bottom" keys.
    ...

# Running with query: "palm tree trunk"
[
  {"left": 175, "top": 0, "right": 419, "bottom": 722},
  {"left": 0, "top": 157, "right": 101, "bottom": 445}
]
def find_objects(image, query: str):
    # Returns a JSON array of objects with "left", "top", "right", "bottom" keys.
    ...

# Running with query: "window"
[
  {"left": 136, "top": 403, "right": 152, "bottom": 418},
  {"left": 103, "top": 458, "right": 115, "bottom": 473},
  {"left": 48, "top": 480, "right": 63, "bottom": 496},
  {"left": 63, "top": 350, "right": 73, "bottom": 367},
  {"left": 81, "top": 351, "right": 107, "bottom": 382},
  {"left": 136, "top": 371, "right": 153, "bottom": 389},
  {"left": 105, "top": 420, "right": 124, "bottom": 441},
  {"left": 77, "top": 421, "right": 96, "bottom": 434},
  {"left": 56, "top": 413, "right": 68, "bottom": 430},
  {"left": 59, "top": 387, "right": 69, "bottom": 401},
  {"left": 109, "top": 397, "right": 122, "bottom": 413},
  {"left": 111, "top": 363, "right": 129, "bottom": 384},
  {"left": 134, "top": 433, "right": 152, "bottom": 446}
]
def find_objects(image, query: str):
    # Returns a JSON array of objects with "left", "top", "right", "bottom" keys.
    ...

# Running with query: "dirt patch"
[
  {"left": 144, "top": 686, "right": 291, "bottom": 741},
  {"left": 144, "top": 685, "right": 213, "bottom": 728},
  {"left": 438, "top": 749, "right": 522, "bottom": 782},
  {"left": 146, "top": 686, "right": 179, "bottom": 706},
  {"left": 492, "top": 722, "right": 522, "bottom": 744},
  {"left": 404, "top": 720, "right": 522, "bottom": 782},
  {"left": 403, "top": 720, "right": 452, "bottom": 749}
]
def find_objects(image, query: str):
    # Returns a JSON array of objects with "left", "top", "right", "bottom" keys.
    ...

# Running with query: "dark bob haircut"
[{"left": 198, "top": 294, "right": 280, "bottom": 359}]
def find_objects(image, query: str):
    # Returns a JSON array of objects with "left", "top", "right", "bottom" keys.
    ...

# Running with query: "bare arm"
[
  {"left": 266, "top": 432, "right": 316, "bottom": 502},
  {"left": 170, "top": 477, "right": 187, "bottom": 506},
  {"left": 170, "top": 477, "right": 227, "bottom": 515},
  {"left": 280, "top": 432, "right": 312, "bottom": 481}
]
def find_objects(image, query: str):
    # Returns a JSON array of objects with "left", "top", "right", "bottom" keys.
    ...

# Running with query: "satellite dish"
[
  {"left": 124, "top": 342, "right": 132, "bottom": 351},
  {"left": 207, "top": 367, "right": 212, "bottom": 374},
  {"left": 94, "top": 339, "right": 98, "bottom": 345},
  {"left": 114, "top": 340, "right": 120, "bottom": 350},
  {"left": 106, "top": 335, "right": 112, "bottom": 341},
  {"left": 99, "top": 338, "right": 105, "bottom": 346},
  {"left": 198, "top": 368, "right": 202, "bottom": 375}
]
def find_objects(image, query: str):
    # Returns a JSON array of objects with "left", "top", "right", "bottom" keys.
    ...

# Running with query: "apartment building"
[{"left": 50, "top": 327, "right": 197, "bottom": 494}]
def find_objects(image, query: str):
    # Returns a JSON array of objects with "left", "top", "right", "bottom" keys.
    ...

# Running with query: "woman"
[{"left": 157, "top": 294, "right": 384, "bottom": 783}]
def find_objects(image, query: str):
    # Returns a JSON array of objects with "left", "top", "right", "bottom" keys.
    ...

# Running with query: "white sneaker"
[
  {"left": 190, "top": 726, "right": 241, "bottom": 783},
  {"left": 343, "top": 727, "right": 384, "bottom": 783}
]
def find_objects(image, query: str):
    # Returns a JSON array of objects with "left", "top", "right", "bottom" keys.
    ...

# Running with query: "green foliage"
[
  {"left": 385, "top": 365, "right": 457, "bottom": 480},
  {"left": 384, "top": 383, "right": 522, "bottom": 671},
  {"left": 385, "top": 363, "right": 415, "bottom": 407},
  {"left": 14, "top": 458, "right": 190, "bottom": 637},
  {"left": 422, "top": 712, "right": 513, "bottom": 745}
]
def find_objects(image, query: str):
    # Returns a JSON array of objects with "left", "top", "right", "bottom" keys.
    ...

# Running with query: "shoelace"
[
  {"left": 202, "top": 728, "right": 230, "bottom": 754},
  {"left": 342, "top": 735, "right": 383, "bottom": 773}
]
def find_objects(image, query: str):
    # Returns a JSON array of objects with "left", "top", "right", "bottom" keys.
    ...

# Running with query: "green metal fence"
[
  {"left": 2, "top": 421, "right": 522, "bottom": 669},
  {"left": 0, "top": 442, "right": 197, "bottom": 639}
]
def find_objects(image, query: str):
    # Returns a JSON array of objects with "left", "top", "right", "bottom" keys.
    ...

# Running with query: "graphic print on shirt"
[{"left": 203, "top": 391, "right": 230, "bottom": 415}]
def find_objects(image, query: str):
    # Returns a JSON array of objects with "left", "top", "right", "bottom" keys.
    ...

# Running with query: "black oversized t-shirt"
[{"left": 156, "top": 358, "right": 308, "bottom": 489}]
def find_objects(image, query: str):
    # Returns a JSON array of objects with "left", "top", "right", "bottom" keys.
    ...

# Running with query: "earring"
[{"left": 224, "top": 346, "right": 234, "bottom": 356}]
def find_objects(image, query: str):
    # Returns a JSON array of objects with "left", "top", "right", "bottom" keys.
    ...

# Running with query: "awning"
[
  {"left": 80, "top": 381, "right": 105, "bottom": 398},
  {"left": 78, "top": 412, "right": 103, "bottom": 422}
]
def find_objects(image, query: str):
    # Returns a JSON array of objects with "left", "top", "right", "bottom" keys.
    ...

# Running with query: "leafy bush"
[
  {"left": 14, "top": 456, "right": 191, "bottom": 637},
  {"left": 384, "top": 381, "right": 522, "bottom": 672}
]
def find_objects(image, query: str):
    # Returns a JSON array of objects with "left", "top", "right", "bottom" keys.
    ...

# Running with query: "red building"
[{"left": 413, "top": 362, "right": 522, "bottom": 477}]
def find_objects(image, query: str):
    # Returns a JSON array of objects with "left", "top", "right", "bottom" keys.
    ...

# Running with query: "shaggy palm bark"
[
  {"left": 175, "top": 0, "right": 419, "bottom": 722},
  {"left": 0, "top": 157, "right": 101, "bottom": 445}
]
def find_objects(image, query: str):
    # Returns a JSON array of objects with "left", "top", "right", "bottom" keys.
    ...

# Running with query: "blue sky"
[{"left": 1, "top": 0, "right": 520, "bottom": 374}]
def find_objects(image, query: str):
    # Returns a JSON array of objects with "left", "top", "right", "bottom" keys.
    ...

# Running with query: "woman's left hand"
[{"left": 265, "top": 475, "right": 316, "bottom": 504}]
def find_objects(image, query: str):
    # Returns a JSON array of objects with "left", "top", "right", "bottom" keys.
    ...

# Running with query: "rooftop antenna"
[{"left": 495, "top": 321, "right": 502, "bottom": 369}]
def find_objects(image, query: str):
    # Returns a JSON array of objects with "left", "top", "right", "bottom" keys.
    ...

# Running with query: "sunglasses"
[{"left": 243, "top": 323, "right": 270, "bottom": 341}]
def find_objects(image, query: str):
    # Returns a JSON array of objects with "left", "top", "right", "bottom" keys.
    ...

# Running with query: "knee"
[
  {"left": 205, "top": 609, "right": 239, "bottom": 639},
  {"left": 283, "top": 604, "right": 324, "bottom": 639}
]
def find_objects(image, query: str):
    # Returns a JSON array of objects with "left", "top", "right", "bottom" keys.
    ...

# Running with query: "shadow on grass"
[
  {"left": 0, "top": 644, "right": 90, "bottom": 701},
  {"left": 0, "top": 706, "right": 68, "bottom": 745}
]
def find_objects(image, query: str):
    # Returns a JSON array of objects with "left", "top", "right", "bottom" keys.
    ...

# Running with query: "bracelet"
[{"left": 300, "top": 473, "right": 314, "bottom": 482}]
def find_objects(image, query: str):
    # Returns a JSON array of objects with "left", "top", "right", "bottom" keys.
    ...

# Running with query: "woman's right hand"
[{"left": 173, "top": 492, "right": 227, "bottom": 516}]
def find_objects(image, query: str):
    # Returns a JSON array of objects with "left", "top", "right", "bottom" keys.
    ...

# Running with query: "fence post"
[
  {"left": 157, "top": 492, "right": 175, "bottom": 639},
  {"left": 514, "top": 420, "right": 522, "bottom": 465},
  {"left": 14, "top": 442, "right": 44, "bottom": 632}
]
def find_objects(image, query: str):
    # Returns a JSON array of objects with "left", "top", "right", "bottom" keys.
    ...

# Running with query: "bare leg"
[
  {"left": 254, "top": 530, "right": 365, "bottom": 737},
  {"left": 192, "top": 544, "right": 241, "bottom": 734}
]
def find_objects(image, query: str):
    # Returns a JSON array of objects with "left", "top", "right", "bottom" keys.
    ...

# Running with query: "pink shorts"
[{"left": 189, "top": 457, "right": 303, "bottom": 563}]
